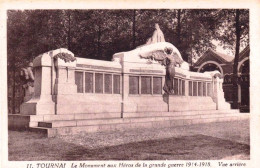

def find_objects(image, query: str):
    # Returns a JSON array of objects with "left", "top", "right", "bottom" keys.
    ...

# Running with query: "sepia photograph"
[{"left": 1, "top": 0, "right": 259, "bottom": 167}]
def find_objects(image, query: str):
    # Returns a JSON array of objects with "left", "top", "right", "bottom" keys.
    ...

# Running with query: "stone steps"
[
  {"left": 31, "top": 110, "right": 248, "bottom": 137},
  {"left": 37, "top": 112, "right": 241, "bottom": 128},
  {"left": 38, "top": 109, "right": 239, "bottom": 128},
  {"left": 32, "top": 109, "right": 239, "bottom": 122},
  {"left": 9, "top": 109, "right": 241, "bottom": 131},
  {"left": 169, "top": 103, "right": 217, "bottom": 111},
  {"left": 123, "top": 109, "right": 237, "bottom": 118},
  {"left": 30, "top": 112, "right": 249, "bottom": 137},
  {"left": 43, "top": 112, "right": 121, "bottom": 121}
]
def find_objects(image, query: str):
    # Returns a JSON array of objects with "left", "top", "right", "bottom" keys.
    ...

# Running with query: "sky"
[{"left": 212, "top": 40, "right": 234, "bottom": 57}]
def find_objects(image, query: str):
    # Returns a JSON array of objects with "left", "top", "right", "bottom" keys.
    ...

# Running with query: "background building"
[{"left": 192, "top": 46, "right": 250, "bottom": 112}]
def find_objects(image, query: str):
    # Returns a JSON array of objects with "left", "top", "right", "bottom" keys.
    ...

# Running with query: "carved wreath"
[{"left": 53, "top": 52, "right": 76, "bottom": 63}]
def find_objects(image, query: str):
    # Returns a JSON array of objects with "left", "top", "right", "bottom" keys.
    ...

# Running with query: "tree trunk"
[
  {"left": 232, "top": 9, "right": 241, "bottom": 109},
  {"left": 177, "top": 9, "right": 181, "bottom": 47},
  {"left": 67, "top": 11, "right": 71, "bottom": 50},
  {"left": 132, "top": 10, "right": 136, "bottom": 49},
  {"left": 12, "top": 64, "right": 16, "bottom": 114},
  {"left": 233, "top": 9, "right": 241, "bottom": 76}
]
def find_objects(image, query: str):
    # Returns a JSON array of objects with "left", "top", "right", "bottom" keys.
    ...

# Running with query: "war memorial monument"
[{"left": 8, "top": 24, "right": 249, "bottom": 137}]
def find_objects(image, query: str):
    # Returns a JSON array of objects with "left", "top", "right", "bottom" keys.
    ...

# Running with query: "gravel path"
[
  {"left": 58, "top": 119, "right": 250, "bottom": 149},
  {"left": 9, "top": 119, "right": 250, "bottom": 160}
]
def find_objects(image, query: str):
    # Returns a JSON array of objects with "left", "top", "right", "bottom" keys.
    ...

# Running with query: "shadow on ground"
[
  {"left": 62, "top": 134, "right": 250, "bottom": 160},
  {"left": 8, "top": 131, "right": 249, "bottom": 160}
]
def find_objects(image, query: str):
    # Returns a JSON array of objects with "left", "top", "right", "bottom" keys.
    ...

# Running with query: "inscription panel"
[
  {"left": 76, "top": 64, "right": 121, "bottom": 72},
  {"left": 189, "top": 81, "right": 192, "bottom": 96},
  {"left": 153, "top": 77, "right": 162, "bottom": 94},
  {"left": 129, "top": 76, "right": 139, "bottom": 94},
  {"left": 130, "top": 69, "right": 163, "bottom": 74},
  {"left": 75, "top": 71, "right": 83, "bottom": 93},
  {"left": 113, "top": 75, "right": 120, "bottom": 94},
  {"left": 203, "top": 82, "right": 206, "bottom": 96},
  {"left": 141, "top": 76, "right": 152, "bottom": 94},
  {"left": 105, "top": 74, "right": 112, "bottom": 94},
  {"left": 193, "top": 82, "right": 198, "bottom": 96},
  {"left": 95, "top": 73, "right": 103, "bottom": 93},
  {"left": 85, "top": 72, "right": 93, "bottom": 93}
]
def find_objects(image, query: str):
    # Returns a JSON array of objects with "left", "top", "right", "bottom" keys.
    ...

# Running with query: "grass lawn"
[{"left": 8, "top": 119, "right": 250, "bottom": 160}]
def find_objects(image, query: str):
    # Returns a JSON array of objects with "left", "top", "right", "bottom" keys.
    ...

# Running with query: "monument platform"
[{"left": 10, "top": 109, "right": 248, "bottom": 137}]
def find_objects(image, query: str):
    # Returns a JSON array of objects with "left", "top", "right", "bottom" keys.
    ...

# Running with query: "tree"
[
  {"left": 214, "top": 9, "right": 249, "bottom": 52},
  {"left": 7, "top": 10, "right": 68, "bottom": 113},
  {"left": 213, "top": 9, "right": 249, "bottom": 108},
  {"left": 169, "top": 9, "right": 219, "bottom": 63}
]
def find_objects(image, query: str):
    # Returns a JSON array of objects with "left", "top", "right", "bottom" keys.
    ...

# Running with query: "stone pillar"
[
  {"left": 121, "top": 73, "right": 129, "bottom": 116},
  {"left": 54, "top": 59, "right": 77, "bottom": 95},
  {"left": 211, "top": 74, "right": 231, "bottom": 110},
  {"left": 52, "top": 49, "right": 77, "bottom": 114},
  {"left": 20, "top": 52, "right": 55, "bottom": 115}
]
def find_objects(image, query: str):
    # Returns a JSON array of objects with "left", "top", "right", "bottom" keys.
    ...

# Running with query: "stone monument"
[{"left": 8, "top": 25, "right": 248, "bottom": 137}]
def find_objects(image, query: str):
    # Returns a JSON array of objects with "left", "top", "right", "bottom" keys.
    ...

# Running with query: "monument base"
[
  {"left": 9, "top": 94, "right": 249, "bottom": 137},
  {"left": 8, "top": 108, "right": 249, "bottom": 137},
  {"left": 20, "top": 101, "right": 55, "bottom": 115}
]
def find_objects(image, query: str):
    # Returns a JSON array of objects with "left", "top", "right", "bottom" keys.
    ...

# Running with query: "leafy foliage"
[
  {"left": 53, "top": 53, "right": 76, "bottom": 63},
  {"left": 213, "top": 9, "right": 249, "bottom": 52}
]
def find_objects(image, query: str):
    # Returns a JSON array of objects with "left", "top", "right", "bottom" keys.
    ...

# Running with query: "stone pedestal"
[
  {"left": 211, "top": 72, "right": 231, "bottom": 110},
  {"left": 20, "top": 52, "right": 55, "bottom": 115}
]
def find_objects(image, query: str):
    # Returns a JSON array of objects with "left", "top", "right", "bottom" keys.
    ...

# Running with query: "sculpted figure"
[
  {"left": 137, "top": 24, "right": 188, "bottom": 94},
  {"left": 139, "top": 46, "right": 183, "bottom": 94},
  {"left": 146, "top": 23, "right": 165, "bottom": 45},
  {"left": 20, "top": 62, "right": 35, "bottom": 102},
  {"left": 162, "top": 48, "right": 183, "bottom": 94}
]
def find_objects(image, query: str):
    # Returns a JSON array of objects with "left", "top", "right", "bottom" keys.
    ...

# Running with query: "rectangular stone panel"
[
  {"left": 182, "top": 80, "right": 185, "bottom": 96},
  {"left": 75, "top": 71, "right": 83, "bottom": 93},
  {"left": 203, "top": 82, "right": 206, "bottom": 96},
  {"left": 198, "top": 82, "right": 202, "bottom": 96},
  {"left": 105, "top": 74, "right": 112, "bottom": 94},
  {"left": 207, "top": 83, "right": 212, "bottom": 96},
  {"left": 189, "top": 81, "right": 192, "bottom": 96},
  {"left": 95, "top": 73, "right": 103, "bottom": 93},
  {"left": 85, "top": 72, "right": 93, "bottom": 93},
  {"left": 129, "top": 76, "right": 139, "bottom": 94},
  {"left": 178, "top": 79, "right": 182, "bottom": 95},
  {"left": 153, "top": 77, "right": 162, "bottom": 94},
  {"left": 113, "top": 75, "right": 120, "bottom": 94},
  {"left": 141, "top": 76, "right": 151, "bottom": 94},
  {"left": 193, "top": 82, "right": 198, "bottom": 96},
  {"left": 174, "top": 78, "right": 178, "bottom": 95}
]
